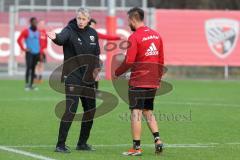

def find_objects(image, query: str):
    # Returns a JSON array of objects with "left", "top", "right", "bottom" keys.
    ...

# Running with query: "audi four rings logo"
[{"left": 205, "top": 18, "right": 239, "bottom": 59}]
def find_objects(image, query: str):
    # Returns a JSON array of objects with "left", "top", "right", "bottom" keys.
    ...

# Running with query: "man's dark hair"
[
  {"left": 127, "top": 7, "right": 144, "bottom": 21},
  {"left": 30, "top": 17, "right": 37, "bottom": 23},
  {"left": 88, "top": 18, "right": 97, "bottom": 26}
]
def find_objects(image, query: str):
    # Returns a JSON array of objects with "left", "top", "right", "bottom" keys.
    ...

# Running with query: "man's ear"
[
  {"left": 132, "top": 18, "right": 138, "bottom": 25},
  {"left": 129, "top": 18, "right": 135, "bottom": 25}
]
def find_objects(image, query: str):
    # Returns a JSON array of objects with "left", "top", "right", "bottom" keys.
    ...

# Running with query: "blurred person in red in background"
[
  {"left": 35, "top": 20, "right": 48, "bottom": 84},
  {"left": 89, "top": 18, "right": 121, "bottom": 41},
  {"left": 88, "top": 18, "right": 121, "bottom": 94}
]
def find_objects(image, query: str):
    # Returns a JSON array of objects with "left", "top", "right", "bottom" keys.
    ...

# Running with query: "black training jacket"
[{"left": 52, "top": 18, "right": 100, "bottom": 84}]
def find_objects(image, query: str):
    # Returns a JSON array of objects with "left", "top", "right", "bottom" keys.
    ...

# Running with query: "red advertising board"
[
  {"left": 155, "top": 9, "right": 240, "bottom": 66},
  {"left": 0, "top": 11, "right": 130, "bottom": 64},
  {"left": 0, "top": 10, "right": 240, "bottom": 66}
]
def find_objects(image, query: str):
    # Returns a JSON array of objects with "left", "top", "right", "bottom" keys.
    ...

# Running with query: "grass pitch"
[{"left": 0, "top": 79, "right": 240, "bottom": 160}]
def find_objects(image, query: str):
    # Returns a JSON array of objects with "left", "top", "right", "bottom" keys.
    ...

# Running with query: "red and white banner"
[
  {"left": 155, "top": 9, "right": 240, "bottom": 66},
  {"left": 0, "top": 11, "right": 130, "bottom": 64},
  {"left": 0, "top": 10, "right": 240, "bottom": 66}
]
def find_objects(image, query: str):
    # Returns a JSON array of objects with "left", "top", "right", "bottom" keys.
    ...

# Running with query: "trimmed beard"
[{"left": 129, "top": 24, "right": 136, "bottom": 32}]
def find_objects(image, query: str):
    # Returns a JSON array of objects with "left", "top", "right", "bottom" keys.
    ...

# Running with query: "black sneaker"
[
  {"left": 155, "top": 143, "right": 163, "bottom": 154},
  {"left": 76, "top": 144, "right": 96, "bottom": 151},
  {"left": 55, "top": 146, "right": 71, "bottom": 153}
]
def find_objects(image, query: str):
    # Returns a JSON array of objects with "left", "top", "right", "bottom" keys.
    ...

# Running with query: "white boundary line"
[
  {"left": 0, "top": 146, "right": 56, "bottom": 160},
  {"left": 1, "top": 143, "right": 239, "bottom": 159}
]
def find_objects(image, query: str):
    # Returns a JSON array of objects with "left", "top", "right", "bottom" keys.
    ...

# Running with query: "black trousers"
[
  {"left": 25, "top": 52, "right": 39, "bottom": 86},
  {"left": 95, "top": 81, "right": 99, "bottom": 89},
  {"left": 56, "top": 82, "right": 96, "bottom": 147}
]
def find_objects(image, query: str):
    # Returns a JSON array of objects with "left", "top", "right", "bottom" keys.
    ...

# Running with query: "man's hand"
[
  {"left": 20, "top": 48, "right": 29, "bottom": 55},
  {"left": 42, "top": 48, "right": 47, "bottom": 54},
  {"left": 93, "top": 68, "right": 101, "bottom": 80},
  {"left": 47, "top": 31, "right": 56, "bottom": 40},
  {"left": 19, "top": 50, "right": 25, "bottom": 57}
]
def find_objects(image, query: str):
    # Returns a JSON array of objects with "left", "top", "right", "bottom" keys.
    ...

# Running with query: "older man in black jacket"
[{"left": 47, "top": 8, "right": 100, "bottom": 153}]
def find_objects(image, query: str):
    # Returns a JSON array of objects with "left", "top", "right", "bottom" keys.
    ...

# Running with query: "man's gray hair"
[{"left": 76, "top": 8, "right": 90, "bottom": 19}]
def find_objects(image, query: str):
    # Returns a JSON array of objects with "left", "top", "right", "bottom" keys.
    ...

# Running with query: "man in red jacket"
[{"left": 114, "top": 7, "right": 164, "bottom": 156}]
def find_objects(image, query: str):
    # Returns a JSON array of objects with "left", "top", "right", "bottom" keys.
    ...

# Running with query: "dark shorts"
[
  {"left": 38, "top": 53, "right": 46, "bottom": 63},
  {"left": 128, "top": 86, "right": 157, "bottom": 110}
]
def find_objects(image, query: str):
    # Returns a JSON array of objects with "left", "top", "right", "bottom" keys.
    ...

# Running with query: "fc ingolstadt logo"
[{"left": 205, "top": 18, "right": 239, "bottom": 58}]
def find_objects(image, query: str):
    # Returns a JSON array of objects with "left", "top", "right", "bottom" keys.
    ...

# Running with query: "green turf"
[{"left": 0, "top": 79, "right": 240, "bottom": 160}]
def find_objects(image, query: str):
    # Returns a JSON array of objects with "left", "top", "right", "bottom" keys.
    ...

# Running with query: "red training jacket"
[
  {"left": 115, "top": 26, "right": 164, "bottom": 88},
  {"left": 17, "top": 29, "right": 29, "bottom": 52},
  {"left": 39, "top": 29, "right": 48, "bottom": 54}
]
